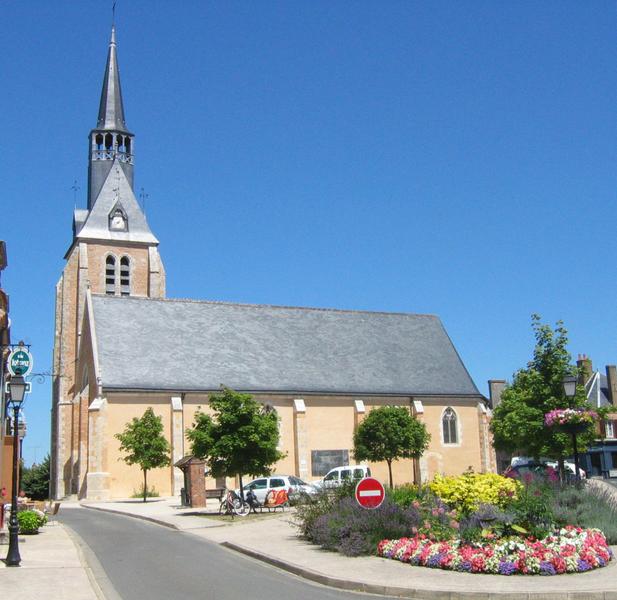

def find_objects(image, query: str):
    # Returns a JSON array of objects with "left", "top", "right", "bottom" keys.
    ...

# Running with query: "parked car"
[
  {"left": 313, "top": 465, "right": 371, "bottom": 489},
  {"left": 236, "top": 475, "right": 317, "bottom": 504},
  {"left": 504, "top": 461, "right": 585, "bottom": 482},
  {"left": 545, "top": 461, "right": 586, "bottom": 479}
]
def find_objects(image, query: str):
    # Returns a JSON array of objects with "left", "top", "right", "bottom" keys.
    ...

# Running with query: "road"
[{"left": 60, "top": 508, "right": 398, "bottom": 600}]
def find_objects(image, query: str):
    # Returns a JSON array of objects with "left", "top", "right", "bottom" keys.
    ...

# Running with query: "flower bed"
[{"left": 377, "top": 527, "right": 613, "bottom": 575}]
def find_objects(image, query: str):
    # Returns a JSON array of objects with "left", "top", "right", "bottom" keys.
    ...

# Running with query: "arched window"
[
  {"left": 120, "top": 256, "right": 130, "bottom": 296},
  {"left": 104, "top": 133, "right": 113, "bottom": 150},
  {"left": 105, "top": 255, "right": 116, "bottom": 295},
  {"left": 95, "top": 133, "right": 104, "bottom": 150},
  {"left": 442, "top": 407, "right": 458, "bottom": 444}
]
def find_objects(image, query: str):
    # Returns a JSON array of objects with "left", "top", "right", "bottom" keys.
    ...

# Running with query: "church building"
[{"left": 51, "top": 28, "right": 495, "bottom": 501}]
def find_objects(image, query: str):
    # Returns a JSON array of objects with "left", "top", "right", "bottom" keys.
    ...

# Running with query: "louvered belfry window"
[
  {"left": 105, "top": 255, "right": 116, "bottom": 295},
  {"left": 120, "top": 256, "right": 130, "bottom": 296}
]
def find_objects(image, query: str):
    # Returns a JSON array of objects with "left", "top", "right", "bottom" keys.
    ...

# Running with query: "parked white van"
[{"left": 314, "top": 465, "right": 371, "bottom": 489}]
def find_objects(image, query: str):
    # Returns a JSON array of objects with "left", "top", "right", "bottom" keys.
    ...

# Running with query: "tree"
[
  {"left": 353, "top": 405, "right": 430, "bottom": 488},
  {"left": 115, "top": 407, "right": 170, "bottom": 502},
  {"left": 490, "top": 315, "right": 600, "bottom": 473},
  {"left": 21, "top": 454, "right": 50, "bottom": 500},
  {"left": 186, "top": 388, "right": 285, "bottom": 498}
]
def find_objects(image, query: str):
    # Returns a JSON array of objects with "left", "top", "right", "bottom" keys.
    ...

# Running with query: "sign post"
[{"left": 355, "top": 477, "right": 385, "bottom": 509}]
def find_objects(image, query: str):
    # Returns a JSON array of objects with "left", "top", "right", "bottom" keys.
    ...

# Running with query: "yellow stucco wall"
[
  {"left": 96, "top": 392, "right": 493, "bottom": 499},
  {"left": 105, "top": 395, "right": 174, "bottom": 498}
]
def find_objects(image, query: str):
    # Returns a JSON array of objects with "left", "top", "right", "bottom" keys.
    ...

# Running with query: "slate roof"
[
  {"left": 74, "top": 160, "right": 158, "bottom": 245},
  {"left": 89, "top": 295, "right": 481, "bottom": 397},
  {"left": 96, "top": 27, "right": 129, "bottom": 133},
  {"left": 586, "top": 372, "right": 612, "bottom": 408}
]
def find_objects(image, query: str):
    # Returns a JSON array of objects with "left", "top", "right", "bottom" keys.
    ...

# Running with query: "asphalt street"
[{"left": 59, "top": 508, "right": 399, "bottom": 600}]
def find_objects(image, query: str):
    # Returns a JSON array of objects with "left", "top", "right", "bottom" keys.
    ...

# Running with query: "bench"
[{"left": 205, "top": 488, "right": 225, "bottom": 501}]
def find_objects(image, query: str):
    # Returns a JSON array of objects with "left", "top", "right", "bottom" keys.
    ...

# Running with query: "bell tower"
[
  {"left": 50, "top": 26, "right": 166, "bottom": 499},
  {"left": 88, "top": 26, "right": 134, "bottom": 209}
]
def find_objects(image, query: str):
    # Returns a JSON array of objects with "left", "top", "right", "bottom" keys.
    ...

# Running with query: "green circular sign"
[{"left": 8, "top": 348, "right": 33, "bottom": 377}]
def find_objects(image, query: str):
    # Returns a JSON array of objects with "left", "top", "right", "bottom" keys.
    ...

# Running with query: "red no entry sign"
[{"left": 355, "top": 477, "right": 385, "bottom": 509}]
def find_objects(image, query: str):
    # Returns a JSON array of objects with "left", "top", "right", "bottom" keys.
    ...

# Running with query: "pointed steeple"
[
  {"left": 97, "top": 26, "right": 128, "bottom": 132},
  {"left": 88, "top": 26, "right": 134, "bottom": 210}
]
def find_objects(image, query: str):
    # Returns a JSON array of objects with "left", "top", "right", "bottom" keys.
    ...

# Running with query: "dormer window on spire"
[{"left": 109, "top": 205, "right": 128, "bottom": 231}]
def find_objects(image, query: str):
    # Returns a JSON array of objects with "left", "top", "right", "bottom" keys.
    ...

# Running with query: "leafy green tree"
[
  {"left": 490, "top": 315, "right": 600, "bottom": 473},
  {"left": 353, "top": 405, "right": 430, "bottom": 488},
  {"left": 115, "top": 408, "right": 170, "bottom": 502},
  {"left": 186, "top": 388, "right": 285, "bottom": 498},
  {"left": 21, "top": 454, "right": 50, "bottom": 500}
]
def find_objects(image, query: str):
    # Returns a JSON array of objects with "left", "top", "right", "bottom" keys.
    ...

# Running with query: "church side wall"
[
  {"left": 104, "top": 394, "right": 174, "bottom": 498},
  {"left": 94, "top": 392, "right": 491, "bottom": 499},
  {"left": 420, "top": 399, "right": 485, "bottom": 479}
]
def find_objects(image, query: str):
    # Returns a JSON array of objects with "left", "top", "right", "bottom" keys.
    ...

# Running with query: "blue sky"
[{"left": 3, "top": 1, "right": 616, "bottom": 467}]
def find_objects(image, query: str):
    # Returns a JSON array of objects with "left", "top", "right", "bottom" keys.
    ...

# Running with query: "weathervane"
[
  {"left": 70, "top": 180, "right": 80, "bottom": 208},
  {"left": 140, "top": 187, "right": 149, "bottom": 214}
]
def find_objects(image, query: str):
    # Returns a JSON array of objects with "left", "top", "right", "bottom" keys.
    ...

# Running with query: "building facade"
[{"left": 51, "top": 28, "right": 495, "bottom": 501}]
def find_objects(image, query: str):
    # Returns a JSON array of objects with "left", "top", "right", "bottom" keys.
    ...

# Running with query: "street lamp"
[
  {"left": 5, "top": 375, "right": 27, "bottom": 567},
  {"left": 562, "top": 375, "right": 581, "bottom": 482}
]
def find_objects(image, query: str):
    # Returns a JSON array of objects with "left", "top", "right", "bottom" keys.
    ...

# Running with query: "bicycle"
[{"left": 219, "top": 488, "right": 249, "bottom": 517}]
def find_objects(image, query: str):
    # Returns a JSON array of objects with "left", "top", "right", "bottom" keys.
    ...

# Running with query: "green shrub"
[
  {"left": 293, "top": 482, "right": 356, "bottom": 539},
  {"left": 130, "top": 485, "right": 159, "bottom": 499},
  {"left": 386, "top": 483, "right": 423, "bottom": 507},
  {"left": 304, "top": 495, "right": 422, "bottom": 556},
  {"left": 510, "top": 478, "right": 555, "bottom": 538},
  {"left": 17, "top": 510, "right": 42, "bottom": 534},
  {"left": 552, "top": 483, "right": 617, "bottom": 544},
  {"left": 429, "top": 471, "right": 521, "bottom": 514}
]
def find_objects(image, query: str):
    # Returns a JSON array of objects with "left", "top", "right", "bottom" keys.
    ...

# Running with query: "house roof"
[
  {"left": 586, "top": 371, "right": 612, "bottom": 408},
  {"left": 89, "top": 295, "right": 481, "bottom": 397}
]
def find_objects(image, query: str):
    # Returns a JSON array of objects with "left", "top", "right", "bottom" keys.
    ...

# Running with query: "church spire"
[
  {"left": 87, "top": 26, "right": 134, "bottom": 210},
  {"left": 96, "top": 26, "right": 128, "bottom": 132}
]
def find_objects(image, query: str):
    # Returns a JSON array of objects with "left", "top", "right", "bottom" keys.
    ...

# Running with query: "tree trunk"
[
  {"left": 387, "top": 459, "right": 393, "bottom": 488},
  {"left": 143, "top": 469, "right": 148, "bottom": 503}
]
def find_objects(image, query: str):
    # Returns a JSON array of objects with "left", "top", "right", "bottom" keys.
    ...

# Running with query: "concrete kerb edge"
[
  {"left": 221, "top": 542, "right": 615, "bottom": 600},
  {"left": 62, "top": 523, "right": 123, "bottom": 600}
]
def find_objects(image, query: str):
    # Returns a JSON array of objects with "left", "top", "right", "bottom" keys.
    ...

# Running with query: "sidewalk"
[
  {"left": 82, "top": 494, "right": 617, "bottom": 600},
  {"left": 2, "top": 490, "right": 617, "bottom": 600},
  {"left": 0, "top": 511, "right": 99, "bottom": 600}
]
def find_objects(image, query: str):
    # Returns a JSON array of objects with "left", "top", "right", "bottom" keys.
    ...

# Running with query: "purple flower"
[
  {"left": 577, "top": 559, "right": 592, "bottom": 572},
  {"left": 427, "top": 553, "right": 443, "bottom": 568},
  {"left": 498, "top": 561, "right": 517, "bottom": 575},
  {"left": 458, "top": 560, "right": 472, "bottom": 572},
  {"left": 539, "top": 562, "right": 556, "bottom": 576}
]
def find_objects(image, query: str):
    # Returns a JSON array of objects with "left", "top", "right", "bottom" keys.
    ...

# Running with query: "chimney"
[
  {"left": 488, "top": 380, "right": 507, "bottom": 409},
  {"left": 606, "top": 366, "right": 617, "bottom": 406},
  {"left": 577, "top": 354, "right": 593, "bottom": 385}
]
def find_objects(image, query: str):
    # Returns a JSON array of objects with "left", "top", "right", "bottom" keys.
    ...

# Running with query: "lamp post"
[
  {"left": 5, "top": 375, "right": 26, "bottom": 567},
  {"left": 562, "top": 375, "right": 581, "bottom": 482}
]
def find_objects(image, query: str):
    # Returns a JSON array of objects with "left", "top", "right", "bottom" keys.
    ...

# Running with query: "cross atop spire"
[{"left": 96, "top": 26, "right": 128, "bottom": 132}]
